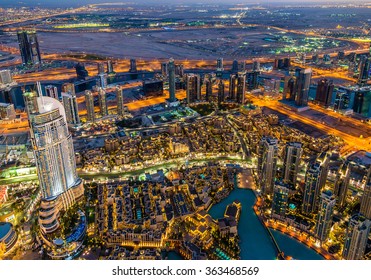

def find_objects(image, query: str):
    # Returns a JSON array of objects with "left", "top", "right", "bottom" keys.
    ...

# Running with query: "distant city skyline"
[{"left": 0, "top": 0, "right": 368, "bottom": 8}]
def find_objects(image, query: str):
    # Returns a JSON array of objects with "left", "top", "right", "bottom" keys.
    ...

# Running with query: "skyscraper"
[
  {"left": 17, "top": 30, "right": 41, "bottom": 66},
  {"left": 161, "top": 62, "right": 169, "bottom": 77},
  {"left": 61, "top": 92, "right": 80, "bottom": 126},
  {"left": 229, "top": 74, "right": 237, "bottom": 100},
  {"left": 360, "top": 171, "right": 371, "bottom": 219},
  {"left": 258, "top": 136, "right": 278, "bottom": 195},
  {"left": 75, "top": 63, "right": 89, "bottom": 80},
  {"left": 129, "top": 59, "right": 137, "bottom": 73},
  {"left": 97, "top": 73, "right": 108, "bottom": 89},
  {"left": 24, "top": 90, "right": 83, "bottom": 234},
  {"left": 216, "top": 58, "right": 224, "bottom": 71},
  {"left": 272, "top": 181, "right": 290, "bottom": 216},
  {"left": 315, "top": 79, "right": 334, "bottom": 107},
  {"left": 246, "top": 71, "right": 259, "bottom": 90},
  {"left": 217, "top": 79, "right": 225, "bottom": 105},
  {"left": 231, "top": 60, "right": 239, "bottom": 73},
  {"left": 85, "top": 90, "right": 95, "bottom": 122},
  {"left": 334, "top": 163, "right": 351, "bottom": 207},
  {"left": 116, "top": 86, "right": 124, "bottom": 117},
  {"left": 205, "top": 78, "right": 212, "bottom": 102},
  {"left": 98, "top": 88, "right": 108, "bottom": 117},
  {"left": 342, "top": 214, "right": 371, "bottom": 260},
  {"left": 358, "top": 56, "right": 371, "bottom": 85},
  {"left": 282, "top": 142, "right": 302, "bottom": 187},
  {"left": 352, "top": 88, "right": 371, "bottom": 118},
  {"left": 45, "top": 85, "right": 58, "bottom": 100},
  {"left": 253, "top": 61, "right": 260, "bottom": 71},
  {"left": 175, "top": 64, "right": 184, "bottom": 77},
  {"left": 295, "top": 68, "right": 312, "bottom": 107},
  {"left": 283, "top": 75, "right": 296, "bottom": 100},
  {"left": 97, "top": 62, "right": 105, "bottom": 74},
  {"left": 302, "top": 162, "right": 321, "bottom": 214},
  {"left": 186, "top": 73, "right": 201, "bottom": 104},
  {"left": 317, "top": 152, "right": 330, "bottom": 192},
  {"left": 315, "top": 190, "right": 336, "bottom": 242},
  {"left": 168, "top": 58, "right": 176, "bottom": 103},
  {"left": 23, "top": 90, "right": 39, "bottom": 115},
  {"left": 107, "top": 60, "right": 115, "bottom": 74},
  {"left": 236, "top": 73, "right": 246, "bottom": 104}
]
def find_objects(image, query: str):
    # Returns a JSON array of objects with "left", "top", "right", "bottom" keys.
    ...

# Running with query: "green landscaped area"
[{"left": 190, "top": 103, "right": 214, "bottom": 116}]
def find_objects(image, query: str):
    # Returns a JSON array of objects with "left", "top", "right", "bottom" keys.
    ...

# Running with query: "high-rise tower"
[
  {"left": 205, "top": 78, "right": 212, "bottom": 102},
  {"left": 129, "top": 59, "right": 137, "bottom": 73},
  {"left": 85, "top": 90, "right": 95, "bottom": 123},
  {"left": 258, "top": 136, "right": 278, "bottom": 195},
  {"left": 61, "top": 92, "right": 80, "bottom": 126},
  {"left": 302, "top": 162, "right": 321, "bottom": 214},
  {"left": 45, "top": 85, "right": 58, "bottom": 100},
  {"left": 282, "top": 142, "right": 302, "bottom": 187},
  {"left": 272, "top": 181, "right": 290, "bottom": 216},
  {"left": 315, "top": 190, "right": 336, "bottom": 242},
  {"left": 23, "top": 90, "right": 83, "bottom": 234},
  {"left": 358, "top": 56, "right": 371, "bottom": 85},
  {"left": 17, "top": 30, "right": 42, "bottom": 66},
  {"left": 236, "top": 73, "right": 246, "bottom": 104},
  {"left": 116, "top": 86, "right": 124, "bottom": 117},
  {"left": 342, "top": 214, "right": 371, "bottom": 260},
  {"left": 315, "top": 79, "right": 334, "bottom": 107},
  {"left": 334, "top": 163, "right": 351, "bottom": 207},
  {"left": 168, "top": 58, "right": 177, "bottom": 102},
  {"left": 186, "top": 73, "right": 201, "bottom": 104},
  {"left": 217, "top": 79, "right": 225, "bottom": 105},
  {"left": 229, "top": 74, "right": 237, "bottom": 100},
  {"left": 295, "top": 68, "right": 312, "bottom": 107},
  {"left": 98, "top": 88, "right": 108, "bottom": 117},
  {"left": 360, "top": 170, "right": 371, "bottom": 219}
]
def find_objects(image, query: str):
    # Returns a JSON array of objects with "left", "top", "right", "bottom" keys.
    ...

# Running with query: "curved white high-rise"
[{"left": 24, "top": 91, "right": 84, "bottom": 235}]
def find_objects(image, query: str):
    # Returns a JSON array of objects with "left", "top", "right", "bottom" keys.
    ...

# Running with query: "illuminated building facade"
[
  {"left": 23, "top": 91, "right": 84, "bottom": 234},
  {"left": 315, "top": 190, "right": 336, "bottom": 242},
  {"left": 302, "top": 162, "right": 321, "bottom": 214},
  {"left": 98, "top": 88, "right": 108, "bottom": 117},
  {"left": 186, "top": 73, "right": 201, "bottom": 104},
  {"left": 116, "top": 86, "right": 124, "bottom": 117},
  {"left": 85, "top": 90, "right": 95, "bottom": 122},
  {"left": 17, "top": 30, "right": 41, "bottom": 65},
  {"left": 45, "top": 85, "right": 58, "bottom": 100},
  {"left": 315, "top": 79, "right": 334, "bottom": 107},
  {"left": 258, "top": 136, "right": 278, "bottom": 195},
  {"left": 282, "top": 142, "right": 302, "bottom": 187},
  {"left": 168, "top": 58, "right": 177, "bottom": 102},
  {"left": 217, "top": 79, "right": 225, "bottom": 105},
  {"left": 342, "top": 214, "right": 371, "bottom": 260},
  {"left": 360, "top": 172, "right": 371, "bottom": 219},
  {"left": 61, "top": 92, "right": 80, "bottom": 126},
  {"left": 272, "top": 182, "right": 290, "bottom": 216},
  {"left": 295, "top": 68, "right": 312, "bottom": 107}
]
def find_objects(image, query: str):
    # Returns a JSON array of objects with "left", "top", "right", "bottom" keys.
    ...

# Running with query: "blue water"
[
  {"left": 271, "top": 230, "right": 324, "bottom": 260},
  {"left": 208, "top": 187, "right": 324, "bottom": 260},
  {"left": 208, "top": 188, "right": 277, "bottom": 260},
  {"left": 166, "top": 251, "right": 183, "bottom": 260}
]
